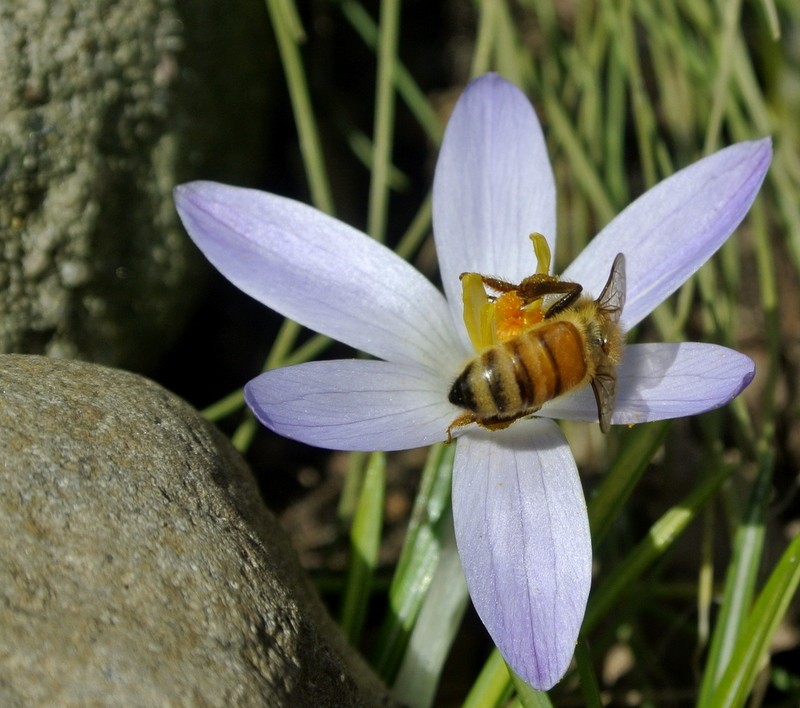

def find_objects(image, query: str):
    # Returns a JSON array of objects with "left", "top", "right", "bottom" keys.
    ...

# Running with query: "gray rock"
[
  {"left": 0, "top": 355, "right": 394, "bottom": 706},
  {"left": 0, "top": 0, "right": 270, "bottom": 370}
]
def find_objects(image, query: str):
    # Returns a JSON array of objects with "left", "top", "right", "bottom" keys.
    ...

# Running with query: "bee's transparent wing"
[
  {"left": 591, "top": 370, "right": 617, "bottom": 433},
  {"left": 595, "top": 253, "right": 625, "bottom": 321},
  {"left": 592, "top": 253, "right": 625, "bottom": 432}
]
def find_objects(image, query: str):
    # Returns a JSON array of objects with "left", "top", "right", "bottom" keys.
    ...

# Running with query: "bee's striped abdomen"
[{"left": 449, "top": 320, "right": 588, "bottom": 420}]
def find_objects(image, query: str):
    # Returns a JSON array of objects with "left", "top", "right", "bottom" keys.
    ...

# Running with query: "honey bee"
[{"left": 447, "top": 253, "right": 625, "bottom": 439}]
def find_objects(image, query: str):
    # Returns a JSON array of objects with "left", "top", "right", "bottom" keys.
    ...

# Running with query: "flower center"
[{"left": 460, "top": 233, "right": 556, "bottom": 352}]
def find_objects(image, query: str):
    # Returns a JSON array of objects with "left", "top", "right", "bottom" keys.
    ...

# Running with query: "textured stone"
[
  {"left": 0, "top": 0, "right": 270, "bottom": 369},
  {"left": 0, "top": 355, "right": 394, "bottom": 706}
]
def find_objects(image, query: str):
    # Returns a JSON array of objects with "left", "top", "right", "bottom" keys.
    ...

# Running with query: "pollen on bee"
[{"left": 494, "top": 291, "right": 544, "bottom": 342}]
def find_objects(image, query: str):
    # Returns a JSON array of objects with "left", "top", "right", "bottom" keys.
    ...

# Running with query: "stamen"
[
  {"left": 459, "top": 233, "right": 555, "bottom": 353},
  {"left": 460, "top": 272, "right": 496, "bottom": 351},
  {"left": 529, "top": 232, "right": 552, "bottom": 274}
]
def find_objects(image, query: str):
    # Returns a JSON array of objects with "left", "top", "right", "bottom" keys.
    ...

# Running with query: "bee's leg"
[
  {"left": 458, "top": 273, "right": 519, "bottom": 296},
  {"left": 446, "top": 412, "right": 477, "bottom": 443},
  {"left": 480, "top": 419, "right": 517, "bottom": 432},
  {"left": 543, "top": 283, "right": 583, "bottom": 317},
  {"left": 480, "top": 276, "right": 520, "bottom": 294},
  {"left": 511, "top": 276, "right": 582, "bottom": 311},
  {"left": 447, "top": 410, "right": 537, "bottom": 443},
  {"left": 479, "top": 405, "right": 542, "bottom": 430}
]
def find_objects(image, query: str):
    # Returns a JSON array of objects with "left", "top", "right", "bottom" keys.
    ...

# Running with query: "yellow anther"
[
  {"left": 460, "top": 272, "right": 496, "bottom": 351},
  {"left": 529, "top": 232, "right": 552, "bottom": 275},
  {"left": 459, "top": 234, "right": 555, "bottom": 354}
]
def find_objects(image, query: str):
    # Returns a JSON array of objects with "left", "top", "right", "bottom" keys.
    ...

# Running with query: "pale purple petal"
[
  {"left": 175, "top": 182, "right": 464, "bottom": 370},
  {"left": 244, "top": 359, "right": 458, "bottom": 451},
  {"left": 563, "top": 139, "right": 771, "bottom": 328},
  {"left": 453, "top": 419, "right": 591, "bottom": 690},
  {"left": 538, "top": 342, "right": 755, "bottom": 424},
  {"left": 433, "top": 74, "right": 557, "bottom": 337}
]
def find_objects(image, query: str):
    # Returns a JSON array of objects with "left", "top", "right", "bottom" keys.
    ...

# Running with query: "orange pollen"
[{"left": 494, "top": 291, "right": 544, "bottom": 342}]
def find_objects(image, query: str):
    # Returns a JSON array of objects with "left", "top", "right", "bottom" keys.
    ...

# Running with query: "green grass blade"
[
  {"left": 367, "top": 0, "right": 401, "bottom": 243},
  {"left": 463, "top": 652, "right": 555, "bottom": 708},
  {"left": 462, "top": 649, "right": 514, "bottom": 708},
  {"left": 702, "top": 0, "right": 742, "bottom": 155},
  {"left": 338, "top": 450, "right": 368, "bottom": 523},
  {"left": 588, "top": 421, "right": 672, "bottom": 546},
  {"left": 543, "top": 88, "right": 616, "bottom": 225},
  {"left": 371, "top": 444, "right": 454, "bottom": 682},
  {"left": 265, "top": 0, "right": 335, "bottom": 214},
  {"left": 615, "top": 0, "right": 658, "bottom": 188},
  {"left": 338, "top": 0, "right": 443, "bottom": 142},
  {"left": 348, "top": 130, "right": 409, "bottom": 191},
  {"left": 340, "top": 451, "right": 385, "bottom": 643},
  {"left": 759, "top": 0, "right": 781, "bottom": 39},
  {"left": 697, "top": 447, "right": 774, "bottom": 703},
  {"left": 575, "top": 635, "right": 602, "bottom": 708},
  {"left": 231, "top": 413, "right": 259, "bottom": 453},
  {"left": 492, "top": 0, "right": 532, "bottom": 87},
  {"left": 471, "top": 0, "right": 497, "bottom": 78},
  {"left": 202, "top": 388, "right": 245, "bottom": 422},
  {"left": 511, "top": 671, "right": 554, "bottom": 708},
  {"left": 584, "top": 459, "right": 736, "bottom": 634},
  {"left": 706, "top": 531, "right": 800, "bottom": 707},
  {"left": 204, "top": 317, "right": 303, "bottom": 423},
  {"left": 392, "top": 513, "right": 469, "bottom": 708},
  {"left": 395, "top": 192, "right": 432, "bottom": 261}
]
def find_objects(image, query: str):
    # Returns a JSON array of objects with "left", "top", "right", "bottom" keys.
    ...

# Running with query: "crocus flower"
[{"left": 174, "top": 74, "right": 771, "bottom": 690}]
